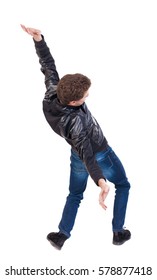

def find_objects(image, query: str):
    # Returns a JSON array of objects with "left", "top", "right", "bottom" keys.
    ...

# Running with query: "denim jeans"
[{"left": 59, "top": 146, "right": 130, "bottom": 237}]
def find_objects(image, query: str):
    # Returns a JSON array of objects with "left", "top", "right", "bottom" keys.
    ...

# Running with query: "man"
[{"left": 21, "top": 24, "right": 131, "bottom": 250}]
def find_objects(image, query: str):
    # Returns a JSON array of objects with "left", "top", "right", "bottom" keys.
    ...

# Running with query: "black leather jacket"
[{"left": 34, "top": 37, "right": 108, "bottom": 185}]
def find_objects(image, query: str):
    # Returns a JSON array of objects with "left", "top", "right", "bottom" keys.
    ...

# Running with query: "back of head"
[{"left": 57, "top": 73, "right": 91, "bottom": 105}]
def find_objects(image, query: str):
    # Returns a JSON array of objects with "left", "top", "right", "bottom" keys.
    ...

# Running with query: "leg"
[
  {"left": 96, "top": 146, "right": 131, "bottom": 232},
  {"left": 58, "top": 149, "right": 89, "bottom": 237}
]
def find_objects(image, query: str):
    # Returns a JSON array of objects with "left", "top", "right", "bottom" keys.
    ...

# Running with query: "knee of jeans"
[
  {"left": 115, "top": 178, "right": 131, "bottom": 190},
  {"left": 69, "top": 192, "right": 84, "bottom": 201}
]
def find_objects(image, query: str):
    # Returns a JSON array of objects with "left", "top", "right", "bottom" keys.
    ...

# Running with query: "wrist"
[
  {"left": 98, "top": 178, "right": 106, "bottom": 187},
  {"left": 33, "top": 35, "right": 42, "bottom": 42}
]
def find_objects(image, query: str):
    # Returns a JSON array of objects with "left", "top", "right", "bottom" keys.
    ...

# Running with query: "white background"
[{"left": 0, "top": 0, "right": 157, "bottom": 279}]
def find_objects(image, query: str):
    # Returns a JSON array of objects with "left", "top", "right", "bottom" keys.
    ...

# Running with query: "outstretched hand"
[
  {"left": 98, "top": 179, "right": 110, "bottom": 210},
  {"left": 20, "top": 24, "right": 42, "bottom": 41}
]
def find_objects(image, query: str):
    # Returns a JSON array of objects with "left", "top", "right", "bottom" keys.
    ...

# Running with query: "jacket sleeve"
[
  {"left": 33, "top": 35, "right": 60, "bottom": 101},
  {"left": 67, "top": 116, "right": 106, "bottom": 185}
]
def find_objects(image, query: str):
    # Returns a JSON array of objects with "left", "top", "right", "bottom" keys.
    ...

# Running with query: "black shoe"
[
  {"left": 47, "top": 232, "right": 68, "bottom": 250},
  {"left": 113, "top": 229, "right": 131, "bottom": 245}
]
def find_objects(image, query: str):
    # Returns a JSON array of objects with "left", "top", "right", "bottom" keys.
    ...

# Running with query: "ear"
[{"left": 68, "top": 101, "right": 76, "bottom": 105}]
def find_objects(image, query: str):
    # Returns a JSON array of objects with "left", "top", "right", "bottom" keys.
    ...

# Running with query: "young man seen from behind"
[{"left": 21, "top": 25, "right": 131, "bottom": 250}]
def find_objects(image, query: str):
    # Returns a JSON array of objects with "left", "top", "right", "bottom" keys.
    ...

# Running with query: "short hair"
[{"left": 57, "top": 73, "right": 91, "bottom": 105}]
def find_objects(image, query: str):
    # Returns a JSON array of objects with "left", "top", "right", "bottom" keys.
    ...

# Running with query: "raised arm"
[{"left": 21, "top": 24, "right": 59, "bottom": 101}]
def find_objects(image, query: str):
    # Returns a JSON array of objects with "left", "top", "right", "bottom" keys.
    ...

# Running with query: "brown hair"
[{"left": 57, "top": 73, "right": 91, "bottom": 105}]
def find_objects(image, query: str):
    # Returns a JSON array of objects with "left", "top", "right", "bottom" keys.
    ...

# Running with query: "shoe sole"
[
  {"left": 47, "top": 237, "right": 62, "bottom": 250},
  {"left": 112, "top": 236, "right": 131, "bottom": 245}
]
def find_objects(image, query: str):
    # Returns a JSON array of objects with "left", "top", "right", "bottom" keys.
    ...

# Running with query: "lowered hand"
[{"left": 98, "top": 179, "right": 110, "bottom": 210}]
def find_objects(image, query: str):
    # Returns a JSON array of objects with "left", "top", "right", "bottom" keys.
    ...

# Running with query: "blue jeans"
[{"left": 59, "top": 146, "right": 130, "bottom": 237}]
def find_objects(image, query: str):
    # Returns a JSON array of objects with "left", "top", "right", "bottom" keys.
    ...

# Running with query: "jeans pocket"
[{"left": 97, "top": 155, "right": 113, "bottom": 169}]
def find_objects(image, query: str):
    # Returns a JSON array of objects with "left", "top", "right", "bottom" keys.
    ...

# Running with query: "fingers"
[
  {"left": 99, "top": 201, "right": 107, "bottom": 210},
  {"left": 20, "top": 24, "right": 41, "bottom": 36},
  {"left": 20, "top": 24, "right": 31, "bottom": 35},
  {"left": 27, "top": 27, "right": 41, "bottom": 34},
  {"left": 99, "top": 200, "right": 107, "bottom": 209},
  {"left": 20, "top": 24, "right": 27, "bottom": 32}
]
